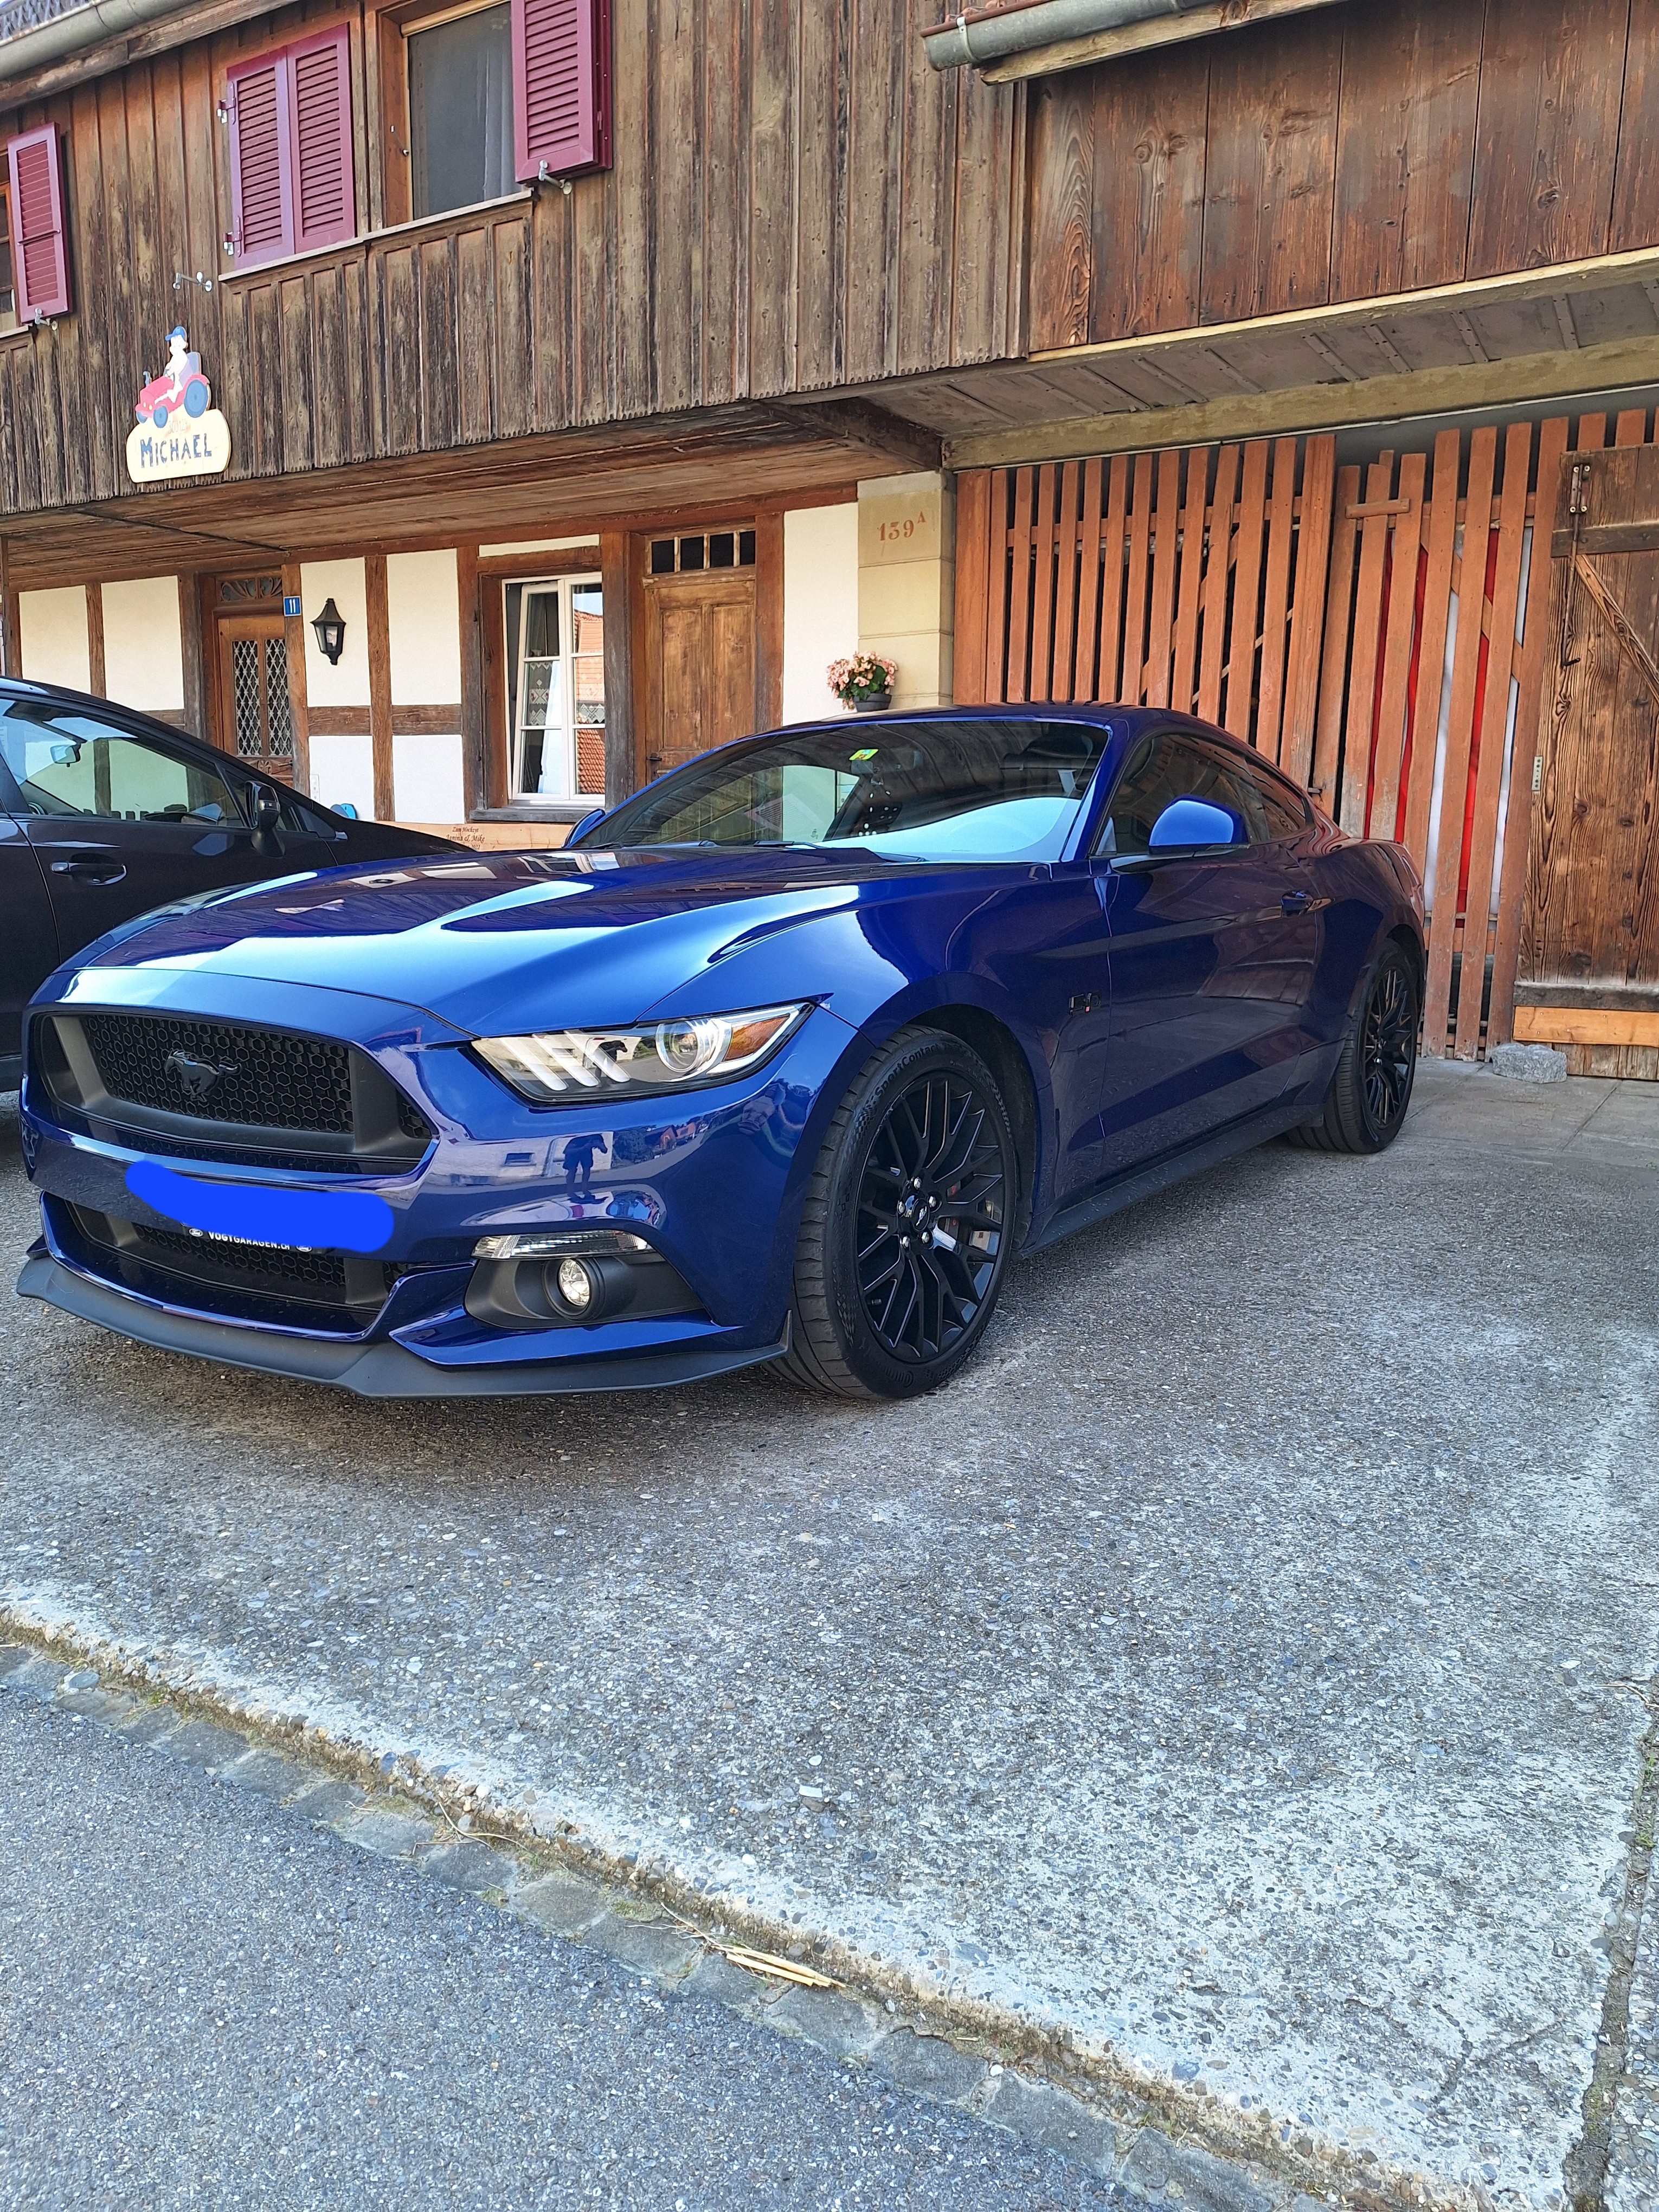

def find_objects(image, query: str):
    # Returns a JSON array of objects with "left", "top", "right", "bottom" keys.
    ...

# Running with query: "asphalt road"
[
  {"left": 3, "top": 1067, "right": 1657, "bottom": 2205},
  {"left": 0, "top": 1683, "right": 1123, "bottom": 2211}
]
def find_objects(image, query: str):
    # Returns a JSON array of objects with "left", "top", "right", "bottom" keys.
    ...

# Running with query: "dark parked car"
[
  {"left": 0, "top": 678, "right": 458, "bottom": 1087},
  {"left": 17, "top": 706, "right": 1425, "bottom": 1401}
]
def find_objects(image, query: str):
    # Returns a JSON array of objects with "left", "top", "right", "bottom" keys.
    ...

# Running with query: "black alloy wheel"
[
  {"left": 780, "top": 1027, "right": 1018, "bottom": 1399},
  {"left": 1285, "top": 941, "right": 1419, "bottom": 1155}
]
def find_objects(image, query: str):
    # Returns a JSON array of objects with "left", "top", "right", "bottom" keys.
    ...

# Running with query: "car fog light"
[{"left": 555, "top": 1257, "right": 595, "bottom": 1311}]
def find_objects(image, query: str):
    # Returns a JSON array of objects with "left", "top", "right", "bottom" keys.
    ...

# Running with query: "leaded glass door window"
[
  {"left": 216, "top": 614, "right": 295, "bottom": 783},
  {"left": 506, "top": 575, "right": 605, "bottom": 802}
]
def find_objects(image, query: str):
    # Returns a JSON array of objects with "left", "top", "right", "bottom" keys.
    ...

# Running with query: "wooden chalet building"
[{"left": 1, "top": 0, "right": 1657, "bottom": 1070}]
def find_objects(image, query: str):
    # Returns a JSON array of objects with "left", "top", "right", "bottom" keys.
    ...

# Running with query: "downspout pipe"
[
  {"left": 922, "top": 0, "right": 1209, "bottom": 70},
  {"left": 0, "top": 0, "right": 201, "bottom": 86}
]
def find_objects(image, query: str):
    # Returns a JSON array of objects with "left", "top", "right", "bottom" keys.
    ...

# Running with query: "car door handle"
[{"left": 50, "top": 853, "right": 128, "bottom": 885}]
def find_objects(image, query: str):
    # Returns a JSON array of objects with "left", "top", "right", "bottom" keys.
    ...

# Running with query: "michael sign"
[{"left": 124, "top": 325, "right": 232, "bottom": 484}]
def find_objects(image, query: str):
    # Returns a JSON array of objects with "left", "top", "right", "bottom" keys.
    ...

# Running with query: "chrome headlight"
[{"left": 474, "top": 1002, "right": 811, "bottom": 1103}]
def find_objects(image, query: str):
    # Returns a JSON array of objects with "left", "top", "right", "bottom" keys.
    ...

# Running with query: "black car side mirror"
[{"left": 250, "top": 782, "right": 284, "bottom": 856}]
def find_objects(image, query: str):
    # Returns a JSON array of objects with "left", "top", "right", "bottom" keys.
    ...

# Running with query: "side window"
[
  {"left": 1096, "top": 735, "right": 1218, "bottom": 857},
  {"left": 1240, "top": 765, "right": 1310, "bottom": 843},
  {"left": 0, "top": 709, "right": 245, "bottom": 825}
]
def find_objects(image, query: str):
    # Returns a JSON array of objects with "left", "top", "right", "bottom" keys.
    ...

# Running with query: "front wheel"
[
  {"left": 1287, "top": 941, "right": 1419, "bottom": 1154},
  {"left": 779, "top": 1027, "right": 1017, "bottom": 1399}
]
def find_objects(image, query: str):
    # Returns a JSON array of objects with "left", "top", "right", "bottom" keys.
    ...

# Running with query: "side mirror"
[
  {"left": 566, "top": 805, "right": 607, "bottom": 844},
  {"left": 249, "top": 781, "right": 283, "bottom": 854},
  {"left": 1148, "top": 796, "right": 1245, "bottom": 852}
]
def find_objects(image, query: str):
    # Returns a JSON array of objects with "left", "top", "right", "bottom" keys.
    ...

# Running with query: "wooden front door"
[
  {"left": 216, "top": 613, "right": 297, "bottom": 785},
  {"left": 641, "top": 571, "right": 757, "bottom": 782},
  {"left": 1519, "top": 446, "right": 1659, "bottom": 1076}
]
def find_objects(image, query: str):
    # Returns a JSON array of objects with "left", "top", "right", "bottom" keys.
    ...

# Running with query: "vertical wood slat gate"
[{"left": 953, "top": 409, "right": 1659, "bottom": 1059}]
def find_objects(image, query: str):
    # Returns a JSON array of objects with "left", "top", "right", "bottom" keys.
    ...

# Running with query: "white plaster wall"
[
  {"left": 782, "top": 503, "right": 858, "bottom": 723},
  {"left": 393, "top": 731, "right": 465, "bottom": 824},
  {"left": 387, "top": 550, "right": 461, "bottom": 703},
  {"left": 308, "top": 731, "right": 376, "bottom": 819},
  {"left": 19, "top": 587, "right": 91, "bottom": 693},
  {"left": 101, "top": 577, "right": 185, "bottom": 712},
  {"left": 299, "top": 558, "right": 370, "bottom": 707}
]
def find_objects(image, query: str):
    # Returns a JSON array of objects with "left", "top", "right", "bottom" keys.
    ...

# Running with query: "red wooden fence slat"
[
  {"left": 1170, "top": 444, "right": 1211, "bottom": 715},
  {"left": 1225, "top": 440, "right": 1269, "bottom": 738},
  {"left": 1030, "top": 464, "right": 1059, "bottom": 700},
  {"left": 1254, "top": 435, "right": 1297, "bottom": 760},
  {"left": 1367, "top": 451, "right": 1428, "bottom": 840},
  {"left": 1122, "top": 453, "right": 1154, "bottom": 704},
  {"left": 1050, "top": 461, "right": 1082, "bottom": 702},
  {"left": 953, "top": 470, "right": 991, "bottom": 704},
  {"left": 1454, "top": 419, "right": 1535, "bottom": 1058},
  {"left": 1095, "top": 454, "right": 1130, "bottom": 700},
  {"left": 1197, "top": 443, "right": 1240, "bottom": 725},
  {"left": 1311, "top": 464, "right": 1361, "bottom": 806},
  {"left": 1399, "top": 430, "right": 1463, "bottom": 876},
  {"left": 1073, "top": 455, "right": 1105, "bottom": 700},
  {"left": 1423, "top": 426, "right": 1499, "bottom": 1055},
  {"left": 1282, "top": 434, "right": 1335, "bottom": 787},
  {"left": 1488, "top": 414, "right": 1572, "bottom": 1050},
  {"left": 1006, "top": 467, "right": 1034, "bottom": 703},
  {"left": 1340, "top": 453, "right": 1396, "bottom": 835},
  {"left": 1146, "top": 447, "right": 1182, "bottom": 709}
]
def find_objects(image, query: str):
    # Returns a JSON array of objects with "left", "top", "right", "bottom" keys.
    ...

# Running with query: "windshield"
[{"left": 588, "top": 717, "right": 1113, "bottom": 864}]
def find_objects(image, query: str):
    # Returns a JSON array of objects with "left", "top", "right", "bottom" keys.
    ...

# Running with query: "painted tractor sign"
[
  {"left": 136, "top": 328, "right": 211, "bottom": 429},
  {"left": 125, "top": 324, "right": 232, "bottom": 484}
]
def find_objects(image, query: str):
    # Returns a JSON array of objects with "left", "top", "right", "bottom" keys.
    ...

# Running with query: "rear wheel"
[
  {"left": 1287, "top": 942, "right": 1419, "bottom": 1154},
  {"left": 779, "top": 1028, "right": 1015, "bottom": 1399}
]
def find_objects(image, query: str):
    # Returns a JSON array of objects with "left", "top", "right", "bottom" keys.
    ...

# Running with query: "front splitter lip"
[{"left": 15, "top": 1249, "right": 791, "bottom": 1399}]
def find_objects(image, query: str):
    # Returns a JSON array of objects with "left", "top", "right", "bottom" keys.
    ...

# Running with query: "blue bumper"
[{"left": 16, "top": 967, "right": 856, "bottom": 1395}]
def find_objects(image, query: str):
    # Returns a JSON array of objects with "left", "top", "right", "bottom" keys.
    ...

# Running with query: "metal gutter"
[
  {"left": 0, "top": 0, "right": 200, "bottom": 84},
  {"left": 921, "top": 0, "right": 1341, "bottom": 73}
]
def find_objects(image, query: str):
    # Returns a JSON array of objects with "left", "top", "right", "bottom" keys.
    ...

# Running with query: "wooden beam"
[
  {"left": 456, "top": 541, "right": 484, "bottom": 818},
  {"left": 762, "top": 397, "right": 943, "bottom": 475},
  {"left": 1029, "top": 242, "right": 1659, "bottom": 369},
  {"left": 752, "top": 510, "right": 784, "bottom": 730},
  {"left": 280, "top": 560, "right": 312, "bottom": 798},
  {"left": 1514, "top": 1006, "right": 1659, "bottom": 1048},
  {"left": 599, "top": 528, "right": 636, "bottom": 808},
  {"left": 85, "top": 583, "right": 106, "bottom": 696},
  {"left": 974, "top": 0, "right": 1345, "bottom": 82},
  {"left": 947, "top": 337, "right": 1659, "bottom": 473},
  {"left": 0, "top": 536, "right": 12, "bottom": 678},
  {"left": 177, "top": 573, "right": 208, "bottom": 741},
  {"left": 364, "top": 553, "right": 394, "bottom": 821}
]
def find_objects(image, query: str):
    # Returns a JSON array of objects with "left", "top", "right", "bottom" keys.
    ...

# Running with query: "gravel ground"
[
  {"left": 3, "top": 1067, "right": 1657, "bottom": 2205},
  {"left": 0, "top": 1685, "right": 1126, "bottom": 2211}
]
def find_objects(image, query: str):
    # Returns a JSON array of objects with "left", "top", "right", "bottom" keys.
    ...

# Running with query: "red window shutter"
[
  {"left": 7, "top": 124, "right": 71, "bottom": 323},
  {"left": 289, "top": 26, "right": 355, "bottom": 252},
  {"left": 227, "top": 55, "right": 292, "bottom": 265},
  {"left": 513, "top": 0, "right": 611, "bottom": 184}
]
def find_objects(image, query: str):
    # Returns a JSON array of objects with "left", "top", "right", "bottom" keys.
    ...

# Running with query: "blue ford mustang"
[{"left": 15, "top": 708, "right": 1424, "bottom": 1400}]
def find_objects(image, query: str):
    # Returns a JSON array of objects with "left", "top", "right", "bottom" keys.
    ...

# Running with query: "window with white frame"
[{"left": 505, "top": 575, "right": 606, "bottom": 802}]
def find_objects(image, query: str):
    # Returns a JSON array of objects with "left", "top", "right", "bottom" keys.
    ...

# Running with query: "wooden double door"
[
  {"left": 641, "top": 570, "right": 758, "bottom": 782},
  {"left": 1519, "top": 446, "right": 1659, "bottom": 1076}
]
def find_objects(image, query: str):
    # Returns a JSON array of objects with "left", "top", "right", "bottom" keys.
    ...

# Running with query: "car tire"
[
  {"left": 1285, "top": 941, "right": 1419, "bottom": 1155},
  {"left": 779, "top": 1026, "right": 1017, "bottom": 1400}
]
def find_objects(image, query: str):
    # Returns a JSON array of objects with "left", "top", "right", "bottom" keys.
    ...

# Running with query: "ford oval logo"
[{"left": 165, "top": 1049, "right": 235, "bottom": 1099}]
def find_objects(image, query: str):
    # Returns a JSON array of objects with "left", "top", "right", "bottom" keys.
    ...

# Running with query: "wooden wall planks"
[
  {"left": 0, "top": 0, "right": 1024, "bottom": 523},
  {"left": 1028, "top": 0, "right": 1659, "bottom": 351},
  {"left": 955, "top": 404, "right": 1659, "bottom": 1063}
]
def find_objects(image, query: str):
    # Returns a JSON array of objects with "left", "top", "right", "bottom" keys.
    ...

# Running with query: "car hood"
[{"left": 62, "top": 846, "right": 1012, "bottom": 1035}]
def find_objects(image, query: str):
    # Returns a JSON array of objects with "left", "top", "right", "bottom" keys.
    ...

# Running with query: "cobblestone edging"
[{"left": 0, "top": 1629, "right": 1484, "bottom": 2212}]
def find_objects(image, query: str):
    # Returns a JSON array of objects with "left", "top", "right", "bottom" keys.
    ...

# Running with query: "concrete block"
[
  {"left": 582, "top": 1908, "right": 702, "bottom": 1981},
  {"left": 163, "top": 1719, "right": 254, "bottom": 1773},
  {"left": 335, "top": 1804, "right": 433, "bottom": 1859},
  {"left": 983, "top": 2070, "right": 1116, "bottom": 2176},
  {"left": 419, "top": 1842, "right": 508, "bottom": 1894},
  {"left": 1488, "top": 1041, "right": 1567, "bottom": 1082},
  {"left": 1119, "top": 2127, "right": 1274, "bottom": 2212},
  {"left": 511, "top": 1870, "right": 610, "bottom": 1939},
  {"left": 764, "top": 1983, "right": 885, "bottom": 2059},
  {"left": 866, "top": 2027, "right": 986, "bottom": 2106}
]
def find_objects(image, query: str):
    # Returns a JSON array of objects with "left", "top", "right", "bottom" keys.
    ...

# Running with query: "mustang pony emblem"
[{"left": 164, "top": 1049, "right": 235, "bottom": 1100}]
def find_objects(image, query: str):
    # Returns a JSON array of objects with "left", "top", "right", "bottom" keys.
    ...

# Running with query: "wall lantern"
[{"left": 311, "top": 597, "right": 346, "bottom": 666}]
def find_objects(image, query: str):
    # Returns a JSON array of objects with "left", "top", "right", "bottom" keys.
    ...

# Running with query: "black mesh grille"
[
  {"left": 131, "top": 1220, "right": 351, "bottom": 1295},
  {"left": 78, "top": 1014, "right": 355, "bottom": 1134}
]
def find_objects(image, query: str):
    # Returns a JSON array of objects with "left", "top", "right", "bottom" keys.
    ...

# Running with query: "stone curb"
[{"left": 0, "top": 1637, "right": 1422, "bottom": 2211}]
